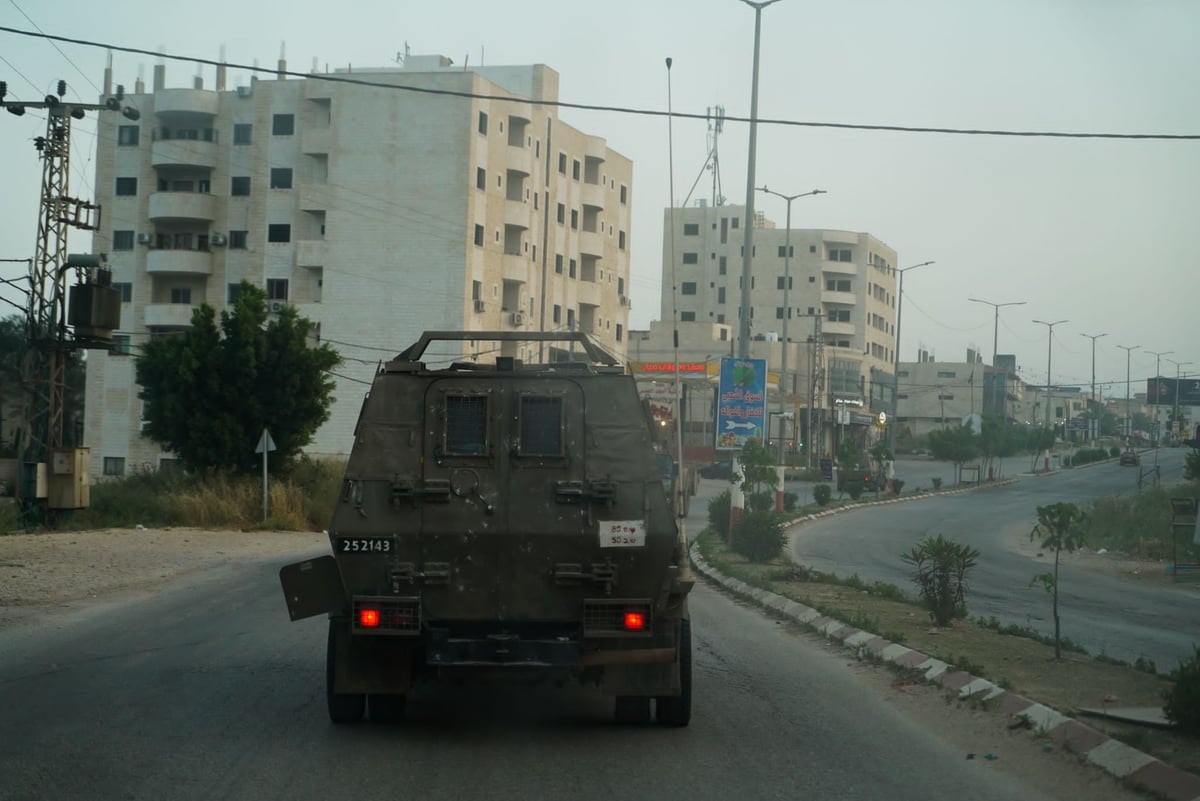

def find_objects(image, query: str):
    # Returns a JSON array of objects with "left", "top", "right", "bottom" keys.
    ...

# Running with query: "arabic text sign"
[{"left": 716, "top": 357, "right": 767, "bottom": 451}]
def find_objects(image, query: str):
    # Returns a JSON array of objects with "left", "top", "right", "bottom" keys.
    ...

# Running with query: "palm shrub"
[
  {"left": 731, "top": 511, "right": 785, "bottom": 563},
  {"left": 708, "top": 490, "right": 731, "bottom": 538},
  {"left": 846, "top": 482, "right": 864, "bottom": 501},
  {"left": 813, "top": 484, "right": 832, "bottom": 506},
  {"left": 900, "top": 534, "right": 980, "bottom": 626},
  {"left": 1163, "top": 646, "right": 1200, "bottom": 734}
]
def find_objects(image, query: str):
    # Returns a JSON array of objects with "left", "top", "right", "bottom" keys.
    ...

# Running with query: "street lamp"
[
  {"left": 1117, "top": 344, "right": 1140, "bottom": 444},
  {"left": 967, "top": 297, "right": 1025, "bottom": 366},
  {"left": 1146, "top": 349, "right": 1173, "bottom": 448},
  {"left": 1080, "top": 332, "right": 1106, "bottom": 444},
  {"left": 888, "top": 260, "right": 935, "bottom": 454},
  {"left": 1032, "top": 319, "right": 1067, "bottom": 431},
  {"left": 756, "top": 185, "right": 826, "bottom": 462},
  {"left": 737, "top": 0, "right": 782, "bottom": 358},
  {"left": 1168, "top": 359, "right": 1192, "bottom": 443}
]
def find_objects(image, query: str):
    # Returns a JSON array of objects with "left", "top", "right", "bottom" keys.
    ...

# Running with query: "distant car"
[
  {"left": 698, "top": 460, "right": 734, "bottom": 480},
  {"left": 1119, "top": 450, "right": 1140, "bottom": 466}
]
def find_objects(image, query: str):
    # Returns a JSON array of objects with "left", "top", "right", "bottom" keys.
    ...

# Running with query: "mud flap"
[
  {"left": 331, "top": 618, "right": 417, "bottom": 695},
  {"left": 280, "top": 555, "right": 344, "bottom": 621}
]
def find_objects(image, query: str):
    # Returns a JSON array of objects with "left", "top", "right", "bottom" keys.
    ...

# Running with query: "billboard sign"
[
  {"left": 1147, "top": 378, "right": 1200, "bottom": 406},
  {"left": 716, "top": 357, "right": 767, "bottom": 451}
]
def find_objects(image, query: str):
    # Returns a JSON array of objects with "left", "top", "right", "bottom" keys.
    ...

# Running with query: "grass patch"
[{"left": 1085, "top": 483, "right": 1200, "bottom": 562}]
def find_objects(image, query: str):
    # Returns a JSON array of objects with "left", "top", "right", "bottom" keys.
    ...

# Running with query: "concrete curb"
[{"left": 689, "top": 545, "right": 1200, "bottom": 801}]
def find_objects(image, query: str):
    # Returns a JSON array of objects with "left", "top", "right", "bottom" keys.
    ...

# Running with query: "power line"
[
  {"left": 2, "top": 25, "right": 1198, "bottom": 141},
  {"left": 6, "top": 2, "right": 101, "bottom": 95}
]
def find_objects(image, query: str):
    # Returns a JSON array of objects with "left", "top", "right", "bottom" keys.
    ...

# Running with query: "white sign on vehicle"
[{"left": 599, "top": 520, "right": 647, "bottom": 548}]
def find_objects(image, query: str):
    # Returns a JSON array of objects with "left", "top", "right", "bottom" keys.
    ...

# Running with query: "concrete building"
[
  {"left": 894, "top": 350, "right": 988, "bottom": 440},
  {"left": 84, "top": 55, "right": 632, "bottom": 478},
  {"left": 632, "top": 204, "right": 900, "bottom": 460}
]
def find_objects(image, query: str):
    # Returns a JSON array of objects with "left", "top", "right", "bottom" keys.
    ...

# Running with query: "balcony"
[
  {"left": 820, "top": 290, "right": 857, "bottom": 306},
  {"left": 822, "top": 260, "right": 858, "bottom": 276},
  {"left": 583, "top": 134, "right": 607, "bottom": 161},
  {"left": 148, "top": 191, "right": 216, "bottom": 222},
  {"left": 301, "top": 127, "right": 333, "bottom": 154},
  {"left": 146, "top": 249, "right": 213, "bottom": 276},
  {"left": 144, "top": 303, "right": 196, "bottom": 328},
  {"left": 296, "top": 240, "right": 327, "bottom": 268},
  {"left": 298, "top": 184, "right": 333, "bottom": 211},
  {"left": 578, "top": 230, "right": 604, "bottom": 257},
  {"left": 576, "top": 280, "right": 602, "bottom": 307},
  {"left": 502, "top": 254, "right": 529, "bottom": 283},
  {"left": 154, "top": 88, "right": 219, "bottom": 117},
  {"left": 505, "top": 143, "right": 532, "bottom": 176},
  {"left": 580, "top": 181, "right": 605, "bottom": 211},
  {"left": 504, "top": 199, "right": 531, "bottom": 229},
  {"left": 151, "top": 138, "right": 217, "bottom": 170},
  {"left": 822, "top": 320, "right": 857, "bottom": 337}
]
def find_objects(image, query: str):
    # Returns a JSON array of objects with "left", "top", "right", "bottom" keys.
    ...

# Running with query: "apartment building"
[{"left": 85, "top": 55, "right": 632, "bottom": 477}]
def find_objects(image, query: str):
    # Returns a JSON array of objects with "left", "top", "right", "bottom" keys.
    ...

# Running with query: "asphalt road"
[
  {"left": 786, "top": 449, "right": 1198, "bottom": 669},
  {"left": 0, "top": 553, "right": 1126, "bottom": 801}
]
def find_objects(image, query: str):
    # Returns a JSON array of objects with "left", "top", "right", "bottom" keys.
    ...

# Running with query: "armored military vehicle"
[{"left": 280, "top": 331, "right": 693, "bottom": 726}]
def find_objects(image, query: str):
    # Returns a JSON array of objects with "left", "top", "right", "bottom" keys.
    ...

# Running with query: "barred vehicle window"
[
  {"left": 445, "top": 395, "right": 488, "bottom": 455},
  {"left": 520, "top": 396, "right": 562, "bottom": 456}
]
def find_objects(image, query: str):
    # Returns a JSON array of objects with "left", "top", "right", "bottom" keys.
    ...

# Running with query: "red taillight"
[
  {"left": 623, "top": 612, "right": 646, "bottom": 631},
  {"left": 359, "top": 608, "right": 381, "bottom": 628}
]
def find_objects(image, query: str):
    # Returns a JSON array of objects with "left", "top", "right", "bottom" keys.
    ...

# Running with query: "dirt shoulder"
[{"left": 0, "top": 527, "right": 327, "bottom": 629}]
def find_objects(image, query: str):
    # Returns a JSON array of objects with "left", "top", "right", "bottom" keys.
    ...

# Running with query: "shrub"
[
  {"left": 731, "top": 511, "right": 785, "bottom": 562},
  {"left": 747, "top": 491, "right": 774, "bottom": 513},
  {"left": 846, "top": 482, "right": 864, "bottom": 500},
  {"left": 932, "top": 477, "right": 943, "bottom": 490},
  {"left": 892, "top": 479, "right": 905, "bottom": 495},
  {"left": 1163, "top": 645, "right": 1200, "bottom": 734},
  {"left": 1185, "top": 449, "right": 1200, "bottom": 481},
  {"left": 813, "top": 484, "right": 832, "bottom": 506},
  {"left": 783, "top": 491, "right": 798, "bottom": 512},
  {"left": 900, "top": 534, "right": 980, "bottom": 627},
  {"left": 708, "top": 490, "right": 731, "bottom": 538},
  {"left": 1110, "top": 446, "right": 1121, "bottom": 458}
]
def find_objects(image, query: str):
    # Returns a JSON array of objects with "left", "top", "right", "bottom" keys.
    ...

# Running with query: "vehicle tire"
[
  {"left": 327, "top": 618, "right": 365, "bottom": 724},
  {"left": 369, "top": 693, "right": 406, "bottom": 723},
  {"left": 614, "top": 695, "right": 652, "bottom": 724},
  {"left": 656, "top": 617, "right": 692, "bottom": 727}
]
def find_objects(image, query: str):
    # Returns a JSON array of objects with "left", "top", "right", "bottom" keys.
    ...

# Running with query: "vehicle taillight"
[
  {"left": 623, "top": 612, "right": 646, "bottom": 631},
  {"left": 359, "top": 608, "right": 381, "bottom": 628}
]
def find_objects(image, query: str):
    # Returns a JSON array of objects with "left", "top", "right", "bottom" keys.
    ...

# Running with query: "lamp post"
[
  {"left": 1168, "top": 359, "right": 1192, "bottom": 444},
  {"left": 1032, "top": 319, "right": 1067, "bottom": 431},
  {"left": 1117, "top": 344, "right": 1140, "bottom": 444},
  {"left": 756, "top": 186, "right": 825, "bottom": 462},
  {"left": 1146, "top": 350, "right": 1173, "bottom": 448},
  {"left": 736, "top": 0, "right": 782, "bottom": 358},
  {"left": 967, "top": 298, "right": 1025, "bottom": 366},
  {"left": 888, "top": 261, "right": 935, "bottom": 454},
  {"left": 1080, "top": 332, "right": 1106, "bottom": 444}
]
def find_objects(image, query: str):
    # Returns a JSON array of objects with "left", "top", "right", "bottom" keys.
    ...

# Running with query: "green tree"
[
  {"left": 978, "top": 414, "right": 1018, "bottom": 480},
  {"left": 1029, "top": 502, "right": 1088, "bottom": 659},
  {"left": 135, "top": 282, "right": 341, "bottom": 473},
  {"left": 1022, "top": 426, "right": 1055, "bottom": 472},
  {"left": 900, "top": 534, "right": 980, "bottom": 626},
  {"left": 736, "top": 437, "right": 779, "bottom": 499},
  {"left": 927, "top": 424, "right": 979, "bottom": 484}
]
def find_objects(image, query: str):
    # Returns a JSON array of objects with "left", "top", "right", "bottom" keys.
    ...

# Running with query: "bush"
[
  {"left": 846, "top": 482, "right": 864, "bottom": 500},
  {"left": 1164, "top": 645, "right": 1200, "bottom": 734},
  {"left": 932, "top": 477, "right": 943, "bottom": 490},
  {"left": 747, "top": 491, "right": 774, "bottom": 513},
  {"left": 813, "top": 484, "right": 832, "bottom": 506},
  {"left": 892, "top": 479, "right": 905, "bottom": 495},
  {"left": 1110, "top": 446, "right": 1121, "bottom": 458},
  {"left": 783, "top": 491, "right": 798, "bottom": 512},
  {"left": 900, "top": 534, "right": 980, "bottom": 627},
  {"left": 708, "top": 490, "right": 731, "bottom": 538},
  {"left": 731, "top": 511, "right": 785, "bottom": 562},
  {"left": 1185, "top": 449, "right": 1200, "bottom": 481}
]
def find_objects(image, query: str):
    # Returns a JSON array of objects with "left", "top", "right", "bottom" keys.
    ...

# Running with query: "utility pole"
[
  {"left": 888, "top": 261, "right": 934, "bottom": 454},
  {"left": 1146, "top": 349, "right": 1173, "bottom": 450},
  {"left": 1117, "top": 344, "right": 1140, "bottom": 445},
  {"left": 1032, "top": 319, "right": 1067, "bottom": 432},
  {"left": 1080, "top": 332, "right": 1106, "bottom": 444},
  {"left": 2, "top": 79, "right": 134, "bottom": 524},
  {"left": 1168, "top": 359, "right": 1192, "bottom": 444},
  {"left": 968, "top": 297, "right": 1025, "bottom": 365}
]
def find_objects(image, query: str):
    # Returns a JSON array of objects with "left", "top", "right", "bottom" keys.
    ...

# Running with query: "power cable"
[{"left": 1, "top": 25, "right": 1198, "bottom": 141}]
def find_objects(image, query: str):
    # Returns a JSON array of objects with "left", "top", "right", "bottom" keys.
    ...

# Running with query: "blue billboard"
[{"left": 715, "top": 357, "right": 768, "bottom": 451}]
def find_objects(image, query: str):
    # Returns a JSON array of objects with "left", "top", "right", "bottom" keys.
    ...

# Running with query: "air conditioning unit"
[
  {"left": 511, "top": 311, "right": 526, "bottom": 326},
  {"left": 236, "top": 85, "right": 253, "bottom": 98},
  {"left": 269, "top": 300, "right": 286, "bottom": 313},
  {"left": 619, "top": 295, "right": 629, "bottom": 307},
  {"left": 211, "top": 234, "right": 227, "bottom": 246},
  {"left": 473, "top": 299, "right": 486, "bottom": 313},
  {"left": 136, "top": 233, "right": 153, "bottom": 245}
]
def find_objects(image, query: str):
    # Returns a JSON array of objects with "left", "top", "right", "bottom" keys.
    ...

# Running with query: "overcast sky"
[{"left": 0, "top": 0, "right": 1195, "bottom": 399}]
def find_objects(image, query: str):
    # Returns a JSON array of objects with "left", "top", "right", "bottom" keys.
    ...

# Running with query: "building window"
[
  {"left": 616, "top": 324, "right": 623, "bottom": 342},
  {"left": 567, "top": 309, "right": 575, "bottom": 329},
  {"left": 476, "top": 167, "right": 486, "bottom": 190},
  {"left": 778, "top": 245, "right": 793, "bottom": 257},
  {"left": 776, "top": 307, "right": 785, "bottom": 319},
  {"left": 228, "top": 283, "right": 243, "bottom": 304},
  {"left": 717, "top": 287, "right": 726, "bottom": 304},
  {"left": 682, "top": 252, "right": 698, "bottom": 265},
  {"left": 266, "top": 278, "right": 289, "bottom": 300},
  {"left": 731, "top": 217, "right": 739, "bottom": 229},
  {"left": 825, "top": 278, "right": 851, "bottom": 292},
  {"left": 827, "top": 309, "right": 851, "bottom": 322},
  {"left": 572, "top": 159, "right": 580, "bottom": 180},
  {"left": 570, "top": 209, "right": 578, "bottom": 229},
  {"left": 110, "top": 335, "right": 131, "bottom": 356},
  {"left": 231, "top": 176, "right": 251, "bottom": 196},
  {"left": 112, "top": 230, "right": 135, "bottom": 250},
  {"left": 937, "top": 371, "right": 957, "bottom": 379},
  {"left": 474, "top": 224, "right": 484, "bottom": 246},
  {"left": 558, "top": 153, "right": 567, "bottom": 174},
  {"left": 272, "top": 114, "right": 295, "bottom": 135},
  {"left": 102, "top": 457, "right": 126, "bottom": 476},
  {"left": 229, "top": 230, "right": 248, "bottom": 249},
  {"left": 519, "top": 396, "right": 562, "bottom": 456},
  {"left": 826, "top": 247, "right": 852, "bottom": 262},
  {"left": 267, "top": 224, "right": 291, "bottom": 243},
  {"left": 113, "top": 282, "right": 132, "bottom": 302},
  {"left": 115, "top": 177, "right": 137, "bottom": 196},
  {"left": 477, "top": 111, "right": 488, "bottom": 135},
  {"left": 680, "top": 311, "right": 696, "bottom": 322},
  {"left": 117, "top": 126, "right": 139, "bottom": 146},
  {"left": 555, "top": 254, "right": 563, "bottom": 274},
  {"left": 619, "top": 184, "right": 627, "bottom": 205},
  {"left": 618, "top": 231, "right": 626, "bottom": 250},
  {"left": 553, "top": 304, "right": 561, "bottom": 324},
  {"left": 681, "top": 282, "right": 697, "bottom": 295},
  {"left": 683, "top": 223, "right": 699, "bottom": 236},
  {"left": 557, "top": 203, "right": 565, "bottom": 224},
  {"left": 170, "top": 287, "right": 191, "bottom": 304},
  {"left": 233, "top": 123, "right": 252, "bottom": 144},
  {"left": 269, "top": 168, "right": 293, "bottom": 189},
  {"left": 569, "top": 259, "right": 577, "bottom": 278}
]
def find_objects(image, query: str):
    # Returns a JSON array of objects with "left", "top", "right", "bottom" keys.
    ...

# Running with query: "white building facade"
[{"left": 85, "top": 55, "right": 632, "bottom": 477}]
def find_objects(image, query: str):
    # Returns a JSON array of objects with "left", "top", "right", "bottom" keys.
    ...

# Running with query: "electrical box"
[
  {"left": 69, "top": 282, "right": 122, "bottom": 341},
  {"left": 47, "top": 447, "right": 90, "bottom": 510},
  {"left": 21, "top": 461, "right": 48, "bottom": 499}
]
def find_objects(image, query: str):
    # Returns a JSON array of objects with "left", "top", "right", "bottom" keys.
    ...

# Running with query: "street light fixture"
[
  {"left": 1168, "top": 359, "right": 1192, "bottom": 443},
  {"left": 1116, "top": 344, "right": 1140, "bottom": 444},
  {"left": 967, "top": 298, "right": 1025, "bottom": 366},
  {"left": 888, "top": 260, "right": 935, "bottom": 454},
  {"left": 1080, "top": 332, "right": 1106, "bottom": 444},
  {"left": 1032, "top": 319, "right": 1067, "bottom": 431},
  {"left": 756, "top": 185, "right": 826, "bottom": 462},
  {"left": 1146, "top": 349, "right": 1174, "bottom": 449},
  {"left": 737, "top": 0, "right": 782, "bottom": 359}
]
